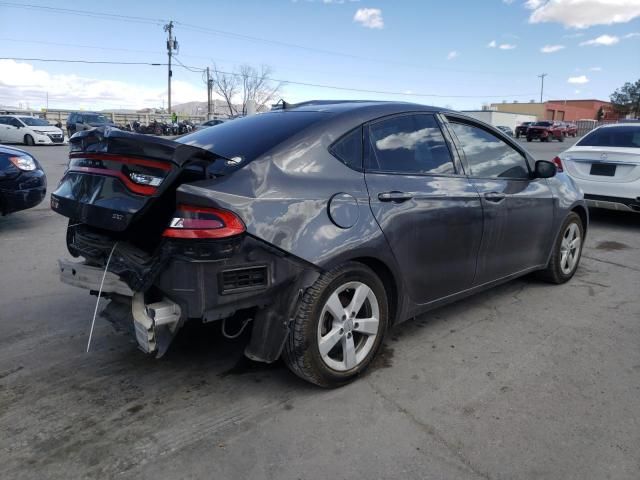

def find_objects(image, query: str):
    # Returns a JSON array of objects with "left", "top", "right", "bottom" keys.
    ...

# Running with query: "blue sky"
[{"left": 0, "top": 0, "right": 639, "bottom": 111}]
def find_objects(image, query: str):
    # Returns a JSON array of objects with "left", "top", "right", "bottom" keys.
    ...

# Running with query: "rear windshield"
[
  {"left": 84, "top": 114, "right": 110, "bottom": 124},
  {"left": 577, "top": 126, "right": 640, "bottom": 148},
  {"left": 176, "top": 111, "right": 327, "bottom": 163}
]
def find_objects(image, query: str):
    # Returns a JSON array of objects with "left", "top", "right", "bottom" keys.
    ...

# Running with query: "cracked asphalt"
[{"left": 1, "top": 138, "right": 639, "bottom": 479}]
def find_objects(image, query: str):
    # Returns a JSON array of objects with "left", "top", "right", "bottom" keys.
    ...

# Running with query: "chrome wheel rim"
[
  {"left": 316, "top": 281, "right": 380, "bottom": 372},
  {"left": 560, "top": 222, "right": 581, "bottom": 275}
]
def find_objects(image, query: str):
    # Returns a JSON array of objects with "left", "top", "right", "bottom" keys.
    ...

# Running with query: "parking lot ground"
[{"left": 1, "top": 140, "right": 639, "bottom": 480}]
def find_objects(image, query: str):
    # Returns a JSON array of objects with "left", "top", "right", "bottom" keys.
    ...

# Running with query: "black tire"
[
  {"left": 283, "top": 262, "right": 389, "bottom": 387},
  {"left": 537, "top": 212, "right": 584, "bottom": 284},
  {"left": 526, "top": 137, "right": 532, "bottom": 142},
  {"left": 558, "top": 135, "right": 564, "bottom": 142},
  {"left": 24, "top": 134, "right": 35, "bottom": 146}
]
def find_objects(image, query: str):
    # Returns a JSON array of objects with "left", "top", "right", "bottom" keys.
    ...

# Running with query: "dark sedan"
[
  {"left": 0, "top": 145, "right": 46, "bottom": 215},
  {"left": 51, "top": 101, "right": 587, "bottom": 387}
]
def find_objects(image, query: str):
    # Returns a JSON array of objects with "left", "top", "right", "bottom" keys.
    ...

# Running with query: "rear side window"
[
  {"left": 330, "top": 127, "right": 362, "bottom": 170},
  {"left": 449, "top": 122, "right": 529, "bottom": 179},
  {"left": 366, "top": 114, "right": 455, "bottom": 175},
  {"left": 577, "top": 126, "right": 640, "bottom": 148}
]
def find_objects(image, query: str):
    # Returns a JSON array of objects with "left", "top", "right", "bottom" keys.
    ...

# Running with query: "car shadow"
[{"left": 588, "top": 208, "right": 640, "bottom": 230}]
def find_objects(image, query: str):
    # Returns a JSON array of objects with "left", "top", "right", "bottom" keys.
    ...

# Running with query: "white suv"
[
  {"left": 0, "top": 115, "right": 67, "bottom": 146},
  {"left": 555, "top": 123, "right": 640, "bottom": 212}
]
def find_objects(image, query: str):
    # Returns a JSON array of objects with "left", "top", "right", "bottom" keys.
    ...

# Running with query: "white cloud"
[
  {"left": 353, "top": 8, "right": 384, "bottom": 28},
  {"left": 574, "top": 89, "right": 582, "bottom": 93},
  {"left": 625, "top": 32, "right": 640, "bottom": 37},
  {"left": 580, "top": 34, "right": 620, "bottom": 45},
  {"left": 527, "top": 0, "right": 640, "bottom": 29},
  {"left": 503, "top": 0, "right": 516, "bottom": 4},
  {"left": 447, "top": 50, "right": 459, "bottom": 60},
  {"left": 488, "top": 40, "right": 516, "bottom": 49},
  {"left": 541, "top": 44, "right": 566, "bottom": 52},
  {"left": 0, "top": 59, "right": 204, "bottom": 110},
  {"left": 563, "top": 32, "right": 585, "bottom": 38},
  {"left": 568, "top": 75, "right": 590, "bottom": 84},
  {"left": 589, "top": 66, "right": 603, "bottom": 71}
]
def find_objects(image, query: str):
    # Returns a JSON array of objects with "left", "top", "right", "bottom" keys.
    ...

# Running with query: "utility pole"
[
  {"left": 206, "top": 66, "right": 212, "bottom": 120},
  {"left": 538, "top": 73, "right": 547, "bottom": 103},
  {"left": 164, "top": 21, "right": 178, "bottom": 115}
]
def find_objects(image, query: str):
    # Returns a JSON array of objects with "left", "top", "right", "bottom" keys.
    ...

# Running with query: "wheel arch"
[
  {"left": 349, "top": 256, "right": 399, "bottom": 326},
  {"left": 571, "top": 204, "right": 588, "bottom": 235}
]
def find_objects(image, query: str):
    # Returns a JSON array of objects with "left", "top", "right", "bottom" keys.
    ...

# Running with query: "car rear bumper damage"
[{"left": 59, "top": 225, "right": 320, "bottom": 361}]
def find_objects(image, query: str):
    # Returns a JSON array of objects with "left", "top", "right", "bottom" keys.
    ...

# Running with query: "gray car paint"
[{"left": 175, "top": 102, "right": 587, "bottom": 325}]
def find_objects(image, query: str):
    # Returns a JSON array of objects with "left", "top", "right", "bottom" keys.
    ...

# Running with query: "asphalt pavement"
[{"left": 1, "top": 137, "right": 639, "bottom": 480}]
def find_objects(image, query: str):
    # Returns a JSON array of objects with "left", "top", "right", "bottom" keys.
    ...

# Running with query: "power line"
[
  {"left": 0, "top": 1, "right": 534, "bottom": 77},
  {"left": 0, "top": 57, "right": 538, "bottom": 99}
]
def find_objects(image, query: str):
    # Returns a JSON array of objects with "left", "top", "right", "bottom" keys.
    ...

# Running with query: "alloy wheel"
[
  {"left": 316, "top": 281, "right": 380, "bottom": 372},
  {"left": 560, "top": 222, "right": 581, "bottom": 275}
]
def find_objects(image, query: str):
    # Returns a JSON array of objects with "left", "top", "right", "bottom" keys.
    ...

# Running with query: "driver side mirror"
[{"left": 534, "top": 160, "right": 557, "bottom": 178}]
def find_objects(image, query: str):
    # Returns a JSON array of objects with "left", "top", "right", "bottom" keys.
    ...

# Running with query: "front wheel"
[
  {"left": 526, "top": 137, "right": 532, "bottom": 142},
  {"left": 24, "top": 134, "right": 35, "bottom": 146},
  {"left": 537, "top": 212, "right": 584, "bottom": 284},
  {"left": 284, "top": 262, "right": 388, "bottom": 387}
]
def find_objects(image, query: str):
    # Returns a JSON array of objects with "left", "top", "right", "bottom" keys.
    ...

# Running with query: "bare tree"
[
  {"left": 211, "top": 64, "right": 281, "bottom": 117},
  {"left": 238, "top": 64, "right": 282, "bottom": 115},
  {"left": 211, "top": 64, "right": 240, "bottom": 116}
]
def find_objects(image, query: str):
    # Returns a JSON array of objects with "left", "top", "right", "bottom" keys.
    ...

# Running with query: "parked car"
[
  {"left": 527, "top": 121, "right": 565, "bottom": 142},
  {"left": 51, "top": 101, "right": 587, "bottom": 387},
  {"left": 496, "top": 125, "right": 514, "bottom": 137},
  {"left": 515, "top": 121, "right": 533, "bottom": 138},
  {"left": 562, "top": 122, "right": 578, "bottom": 137},
  {"left": 0, "top": 115, "right": 66, "bottom": 146},
  {"left": 0, "top": 145, "right": 47, "bottom": 215},
  {"left": 66, "top": 112, "right": 116, "bottom": 137},
  {"left": 195, "top": 119, "right": 226, "bottom": 130},
  {"left": 554, "top": 123, "right": 640, "bottom": 213}
]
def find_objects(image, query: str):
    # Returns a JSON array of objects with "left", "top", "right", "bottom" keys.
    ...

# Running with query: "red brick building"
[{"left": 544, "top": 99, "right": 618, "bottom": 121}]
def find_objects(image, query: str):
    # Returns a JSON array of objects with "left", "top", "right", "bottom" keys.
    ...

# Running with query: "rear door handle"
[
  {"left": 484, "top": 192, "right": 506, "bottom": 203},
  {"left": 378, "top": 191, "right": 415, "bottom": 202}
]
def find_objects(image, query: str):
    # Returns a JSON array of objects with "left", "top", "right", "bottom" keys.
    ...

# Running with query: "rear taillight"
[
  {"left": 552, "top": 156, "right": 564, "bottom": 172},
  {"left": 162, "top": 205, "right": 245, "bottom": 239},
  {"left": 67, "top": 153, "right": 172, "bottom": 195}
]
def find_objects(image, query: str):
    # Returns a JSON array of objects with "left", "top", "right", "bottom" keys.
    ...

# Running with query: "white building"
[{"left": 460, "top": 110, "right": 537, "bottom": 130}]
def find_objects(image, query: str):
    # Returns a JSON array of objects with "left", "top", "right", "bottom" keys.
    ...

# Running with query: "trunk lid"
[
  {"left": 562, "top": 147, "right": 640, "bottom": 183},
  {"left": 51, "top": 127, "right": 215, "bottom": 233}
]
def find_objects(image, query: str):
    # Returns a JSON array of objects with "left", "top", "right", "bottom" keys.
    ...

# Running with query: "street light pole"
[{"left": 538, "top": 73, "right": 547, "bottom": 103}]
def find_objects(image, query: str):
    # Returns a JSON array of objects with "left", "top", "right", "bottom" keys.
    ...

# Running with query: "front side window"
[
  {"left": 449, "top": 121, "right": 529, "bottom": 179},
  {"left": 366, "top": 114, "right": 454, "bottom": 175},
  {"left": 9, "top": 118, "right": 23, "bottom": 128}
]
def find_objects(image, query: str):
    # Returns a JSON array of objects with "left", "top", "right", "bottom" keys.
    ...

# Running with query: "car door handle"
[
  {"left": 484, "top": 192, "right": 506, "bottom": 203},
  {"left": 378, "top": 191, "right": 415, "bottom": 202}
]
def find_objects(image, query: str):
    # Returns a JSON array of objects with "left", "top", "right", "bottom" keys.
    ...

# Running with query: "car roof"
[
  {"left": 597, "top": 122, "right": 640, "bottom": 129},
  {"left": 278, "top": 100, "right": 441, "bottom": 114}
]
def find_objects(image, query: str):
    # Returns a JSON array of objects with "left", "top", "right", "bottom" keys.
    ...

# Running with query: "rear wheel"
[
  {"left": 558, "top": 135, "right": 564, "bottom": 142},
  {"left": 283, "top": 262, "right": 388, "bottom": 387},
  {"left": 537, "top": 212, "right": 584, "bottom": 284},
  {"left": 526, "top": 136, "right": 532, "bottom": 142},
  {"left": 24, "top": 134, "right": 34, "bottom": 146}
]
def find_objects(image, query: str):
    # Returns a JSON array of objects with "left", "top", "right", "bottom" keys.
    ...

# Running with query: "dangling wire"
[
  {"left": 221, "top": 316, "right": 252, "bottom": 339},
  {"left": 86, "top": 242, "right": 118, "bottom": 353}
]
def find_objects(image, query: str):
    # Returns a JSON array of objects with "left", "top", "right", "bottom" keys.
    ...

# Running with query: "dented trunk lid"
[{"left": 51, "top": 127, "right": 217, "bottom": 232}]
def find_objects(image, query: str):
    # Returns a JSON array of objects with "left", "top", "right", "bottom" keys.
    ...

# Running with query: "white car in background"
[
  {"left": 555, "top": 123, "right": 640, "bottom": 213},
  {"left": 0, "top": 115, "right": 67, "bottom": 146}
]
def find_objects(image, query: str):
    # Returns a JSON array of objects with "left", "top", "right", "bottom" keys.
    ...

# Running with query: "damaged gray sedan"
[{"left": 52, "top": 101, "right": 587, "bottom": 387}]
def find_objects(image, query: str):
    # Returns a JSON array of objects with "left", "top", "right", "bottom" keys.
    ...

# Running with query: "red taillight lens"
[
  {"left": 162, "top": 205, "right": 245, "bottom": 239},
  {"left": 552, "top": 156, "right": 564, "bottom": 172}
]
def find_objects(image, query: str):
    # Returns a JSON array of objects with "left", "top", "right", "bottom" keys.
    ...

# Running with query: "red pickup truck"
[{"left": 526, "top": 121, "right": 565, "bottom": 142}]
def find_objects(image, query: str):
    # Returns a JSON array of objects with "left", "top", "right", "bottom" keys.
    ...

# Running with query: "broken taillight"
[
  {"left": 162, "top": 205, "right": 245, "bottom": 239},
  {"left": 552, "top": 156, "right": 564, "bottom": 172}
]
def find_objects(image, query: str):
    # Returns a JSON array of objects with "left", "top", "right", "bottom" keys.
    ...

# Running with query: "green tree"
[{"left": 610, "top": 79, "right": 640, "bottom": 118}]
